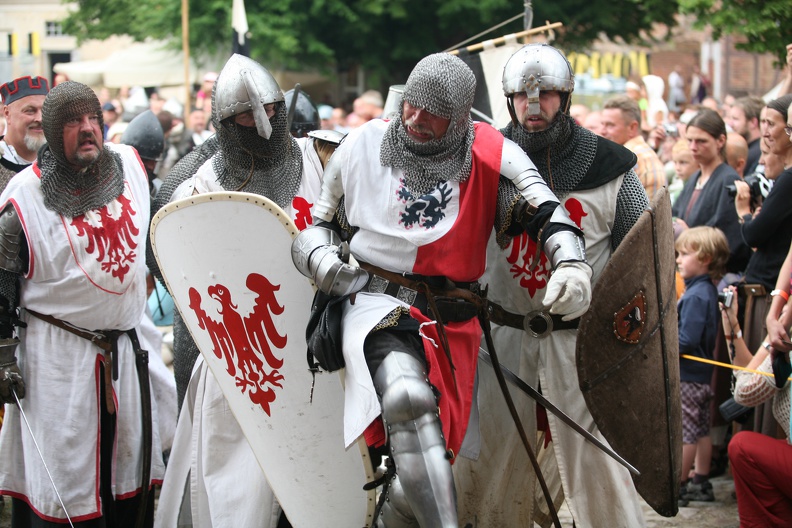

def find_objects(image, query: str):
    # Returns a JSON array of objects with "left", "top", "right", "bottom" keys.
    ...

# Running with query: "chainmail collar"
[
  {"left": 502, "top": 112, "right": 597, "bottom": 198},
  {"left": 212, "top": 103, "right": 303, "bottom": 208},
  {"left": 38, "top": 143, "right": 125, "bottom": 217},
  {"left": 380, "top": 115, "right": 474, "bottom": 196}
]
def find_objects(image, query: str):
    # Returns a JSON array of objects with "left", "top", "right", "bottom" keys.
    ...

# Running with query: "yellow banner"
[{"left": 567, "top": 51, "right": 650, "bottom": 79}]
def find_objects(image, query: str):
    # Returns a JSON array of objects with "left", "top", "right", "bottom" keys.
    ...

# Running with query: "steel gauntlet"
[
  {"left": 291, "top": 226, "right": 369, "bottom": 296},
  {"left": 0, "top": 338, "right": 24, "bottom": 403}
]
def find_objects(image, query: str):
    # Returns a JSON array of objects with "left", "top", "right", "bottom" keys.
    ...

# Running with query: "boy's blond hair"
[{"left": 675, "top": 226, "right": 729, "bottom": 281}]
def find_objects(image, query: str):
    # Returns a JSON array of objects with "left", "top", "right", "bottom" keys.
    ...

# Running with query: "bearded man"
[
  {"left": 0, "top": 76, "right": 49, "bottom": 190},
  {"left": 454, "top": 43, "right": 649, "bottom": 527},
  {"left": 0, "top": 81, "right": 167, "bottom": 527},
  {"left": 291, "top": 52, "right": 592, "bottom": 527}
]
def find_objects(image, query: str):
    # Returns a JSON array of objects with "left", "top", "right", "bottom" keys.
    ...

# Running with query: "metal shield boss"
[
  {"left": 151, "top": 192, "right": 375, "bottom": 527},
  {"left": 575, "top": 187, "right": 682, "bottom": 517}
]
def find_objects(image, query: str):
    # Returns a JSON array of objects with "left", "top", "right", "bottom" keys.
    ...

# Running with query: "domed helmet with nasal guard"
[
  {"left": 502, "top": 43, "right": 575, "bottom": 126},
  {"left": 284, "top": 89, "right": 320, "bottom": 138},
  {"left": 213, "top": 53, "right": 284, "bottom": 139}
]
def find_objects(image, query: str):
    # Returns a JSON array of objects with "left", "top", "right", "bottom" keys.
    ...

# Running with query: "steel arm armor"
[
  {"left": 312, "top": 149, "right": 345, "bottom": 223},
  {"left": 291, "top": 225, "right": 368, "bottom": 297},
  {"left": 0, "top": 203, "right": 26, "bottom": 274},
  {"left": 500, "top": 140, "right": 587, "bottom": 267}
]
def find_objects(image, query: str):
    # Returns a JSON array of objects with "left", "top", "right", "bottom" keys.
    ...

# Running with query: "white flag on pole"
[{"left": 232, "top": 0, "right": 249, "bottom": 46}]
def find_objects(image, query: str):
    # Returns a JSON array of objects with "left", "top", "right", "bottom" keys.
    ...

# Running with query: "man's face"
[
  {"left": 62, "top": 113, "right": 103, "bottom": 169},
  {"left": 3, "top": 95, "right": 46, "bottom": 154},
  {"left": 402, "top": 100, "right": 450, "bottom": 142},
  {"left": 189, "top": 109, "right": 207, "bottom": 132},
  {"left": 233, "top": 103, "right": 277, "bottom": 128},
  {"left": 512, "top": 91, "right": 561, "bottom": 132},
  {"left": 727, "top": 106, "right": 749, "bottom": 139},
  {"left": 599, "top": 108, "right": 634, "bottom": 145}
]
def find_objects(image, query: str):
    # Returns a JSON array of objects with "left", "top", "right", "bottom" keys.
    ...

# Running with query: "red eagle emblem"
[
  {"left": 506, "top": 197, "right": 588, "bottom": 297},
  {"left": 188, "top": 273, "right": 287, "bottom": 415},
  {"left": 70, "top": 193, "right": 139, "bottom": 282}
]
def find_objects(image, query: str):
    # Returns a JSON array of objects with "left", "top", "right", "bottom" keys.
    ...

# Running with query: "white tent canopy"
[{"left": 54, "top": 41, "right": 208, "bottom": 88}]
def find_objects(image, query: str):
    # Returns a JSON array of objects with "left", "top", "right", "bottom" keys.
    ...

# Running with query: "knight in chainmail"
[
  {"left": 453, "top": 44, "right": 650, "bottom": 528},
  {"left": 153, "top": 54, "right": 331, "bottom": 528},
  {"left": 291, "top": 52, "right": 593, "bottom": 527},
  {"left": 0, "top": 81, "right": 168, "bottom": 526}
]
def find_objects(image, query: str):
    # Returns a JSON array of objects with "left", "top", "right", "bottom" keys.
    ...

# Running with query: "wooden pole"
[
  {"left": 449, "top": 21, "right": 563, "bottom": 55},
  {"left": 182, "top": 0, "right": 191, "bottom": 122}
]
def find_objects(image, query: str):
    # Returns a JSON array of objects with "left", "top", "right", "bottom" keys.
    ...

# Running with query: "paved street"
[
  {"left": 0, "top": 476, "right": 739, "bottom": 527},
  {"left": 555, "top": 474, "right": 739, "bottom": 528}
]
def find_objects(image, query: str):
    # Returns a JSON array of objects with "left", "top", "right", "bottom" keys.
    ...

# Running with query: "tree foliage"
[
  {"left": 678, "top": 0, "right": 792, "bottom": 66},
  {"left": 61, "top": 0, "right": 679, "bottom": 88}
]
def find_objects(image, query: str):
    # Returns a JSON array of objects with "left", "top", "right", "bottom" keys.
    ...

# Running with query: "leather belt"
[
  {"left": 358, "top": 263, "right": 481, "bottom": 323},
  {"left": 364, "top": 274, "right": 426, "bottom": 311},
  {"left": 25, "top": 308, "right": 131, "bottom": 413},
  {"left": 486, "top": 301, "right": 579, "bottom": 338}
]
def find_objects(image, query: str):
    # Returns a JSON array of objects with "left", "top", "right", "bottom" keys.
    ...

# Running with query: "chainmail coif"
[
  {"left": 211, "top": 91, "right": 303, "bottom": 208},
  {"left": 38, "top": 81, "right": 124, "bottom": 217},
  {"left": 380, "top": 53, "right": 476, "bottom": 196}
]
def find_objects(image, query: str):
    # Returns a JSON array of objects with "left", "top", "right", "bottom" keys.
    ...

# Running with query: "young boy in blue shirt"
[{"left": 676, "top": 226, "right": 730, "bottom": 505}]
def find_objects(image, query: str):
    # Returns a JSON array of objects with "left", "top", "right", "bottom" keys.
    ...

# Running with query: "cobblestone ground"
[
  {"left": 554, "top": 474, "right": 740, "bottom": 528},
  {"left": 0, "top": 336, "right": 741, "bottom": 528},
  {"left": 0, "top": 475, "right": 739, "bottom": 527}
]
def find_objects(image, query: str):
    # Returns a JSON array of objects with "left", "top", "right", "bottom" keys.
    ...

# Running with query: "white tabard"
[
  {"left": 454, "top": 176, "right": 647, "bottom": 528},
  {"left": 0, "top": 143, "right": 169, "bottom": 521}
]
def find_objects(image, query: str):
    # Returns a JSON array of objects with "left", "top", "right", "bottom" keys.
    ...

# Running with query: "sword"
[
  {"left": 478, "top": 348, "right": 640, "bottom": 476},
  {"left": 12, "top": 387, "right": 75, "bottom": 527}
]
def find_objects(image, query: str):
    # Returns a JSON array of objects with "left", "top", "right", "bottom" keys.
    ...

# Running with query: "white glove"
[{"left": 543, "top": 262, "right": 592, "bottom": 321}]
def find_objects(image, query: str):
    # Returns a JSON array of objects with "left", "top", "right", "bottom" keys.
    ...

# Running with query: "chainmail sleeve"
[
  {"left": 146, "top": 136, "right": 220, "bottom": 283},
  {"left": 144, "top": 137, "right": 220, "bottom": 409},
  {"left": 494, "top": 176, "right": 523, "bottom": 248},
  {"left": 612, "top": 169, "right": 649, "bottom": 250},
  {"left": 0, "top": 269, "right": 20, "bottom": 339}
]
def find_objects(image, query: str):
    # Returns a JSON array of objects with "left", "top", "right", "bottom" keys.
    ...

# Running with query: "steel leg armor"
[{"left": 373, "top": 351, "right": 457, "bottom": 528}]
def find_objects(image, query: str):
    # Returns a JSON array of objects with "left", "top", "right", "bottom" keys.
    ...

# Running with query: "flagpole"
[
  {"left": 448, "top": 22, "right": 563, "bottom": 55},
  {"left": 182, "top": 0, "right": 191, "bottom": 122}
]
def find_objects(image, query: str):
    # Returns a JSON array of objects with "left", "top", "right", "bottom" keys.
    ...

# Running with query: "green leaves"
[
  {"left": 61, "top": 0, "right": 687, "bottom": 86},
  {"left": 679, "top": 0, "right": 792, "bottom": 66}
]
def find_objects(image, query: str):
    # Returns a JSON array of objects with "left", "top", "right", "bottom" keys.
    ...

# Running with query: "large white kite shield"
[{"left": 151, "top": 192, "right": 375, "bottom": 527}]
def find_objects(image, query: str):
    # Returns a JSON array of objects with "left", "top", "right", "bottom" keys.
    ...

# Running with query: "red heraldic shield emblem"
[
  {"left": 69, "top": 191, "right": 140, "bottom": 289},
  {"left": 151, "top": 192, "right": 375, "bottom": 527},
  {"left": 188, "top": 273, "right": 286, "bottom": 415}
]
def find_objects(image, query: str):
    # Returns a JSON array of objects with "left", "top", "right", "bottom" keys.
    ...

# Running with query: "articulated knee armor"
[{"left": 373, "top": 351, "right": 457, "bottom": 528}]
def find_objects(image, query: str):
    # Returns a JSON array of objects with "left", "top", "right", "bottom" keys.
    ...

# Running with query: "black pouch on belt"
[
  {"left": 305, "top": 290, "right": 348, "bottom": 372},
  {"left": 430, "top": 297, "right": 480, "bottom": 323}
]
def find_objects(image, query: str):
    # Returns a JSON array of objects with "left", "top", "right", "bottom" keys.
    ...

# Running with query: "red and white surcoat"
[{"left": 332, "top": 119, "right": 504, "bottom": 455}]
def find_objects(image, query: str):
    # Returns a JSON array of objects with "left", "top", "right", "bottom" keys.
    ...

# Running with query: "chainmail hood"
[
  {"left": 212, "top": 96, "right": 303, "bottom": 208},
  {"left": 502, "top": 111, "right": 597, "bottom": 198},
  {"left": 39, "top": 81, "right": 124, "bottom": 217},
  {"left": 380, "top": 53, "right": 476, "bottom": 196}
]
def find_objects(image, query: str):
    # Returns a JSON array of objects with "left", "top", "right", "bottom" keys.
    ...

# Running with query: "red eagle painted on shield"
[
  {"left": 506, "top": 197, "right": 588, "bottom": 297},
  {"left": 188, "top": 272, "right": 287, "bottom": 415},
  {"left": 70, "top": 193, "right": 139, "bottom": 282}
]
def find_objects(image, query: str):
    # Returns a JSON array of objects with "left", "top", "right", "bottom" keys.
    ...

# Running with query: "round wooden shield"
[{"left": 576, "top": 187, "right": 682, "bottom": 517}]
